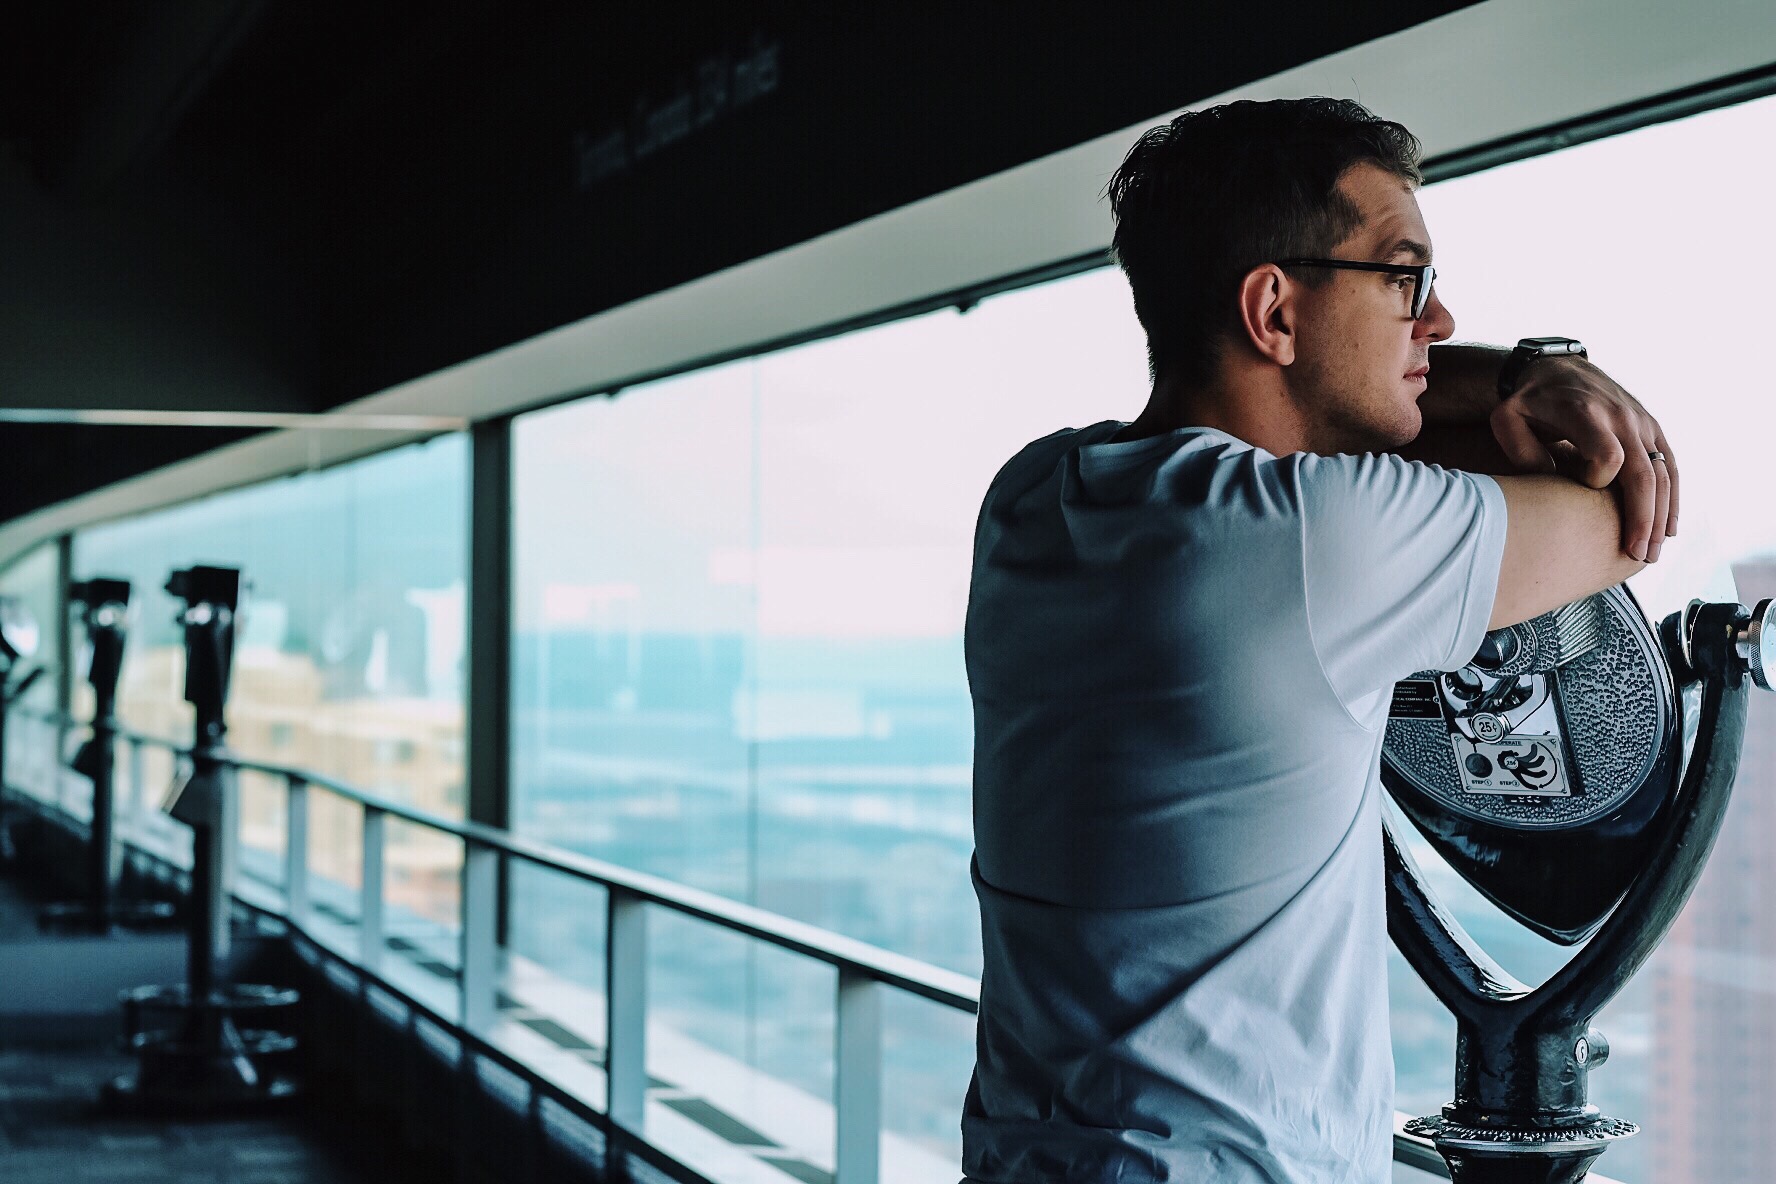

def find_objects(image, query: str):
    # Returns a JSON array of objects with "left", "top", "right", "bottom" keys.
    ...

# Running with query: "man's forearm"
[
  {"left": 1396, "top": 422, "right": 1520, "bottom": 474},
  {"left": 1398, "top": 341, "right": 1678, "bottom": 557},
  {"left": 1419, "top": 342, "right": 1510, "bottom": 427},
  {"left": 1396, "top": 343, "right": 1515, "bottom": 472}
]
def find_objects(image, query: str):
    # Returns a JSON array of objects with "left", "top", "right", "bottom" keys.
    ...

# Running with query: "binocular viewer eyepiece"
[
  {"left": 164, "top": 566, "right": 242, "bottom": 743},
  {"left": 164, "top": 565, "right": 240, "bottom": 616},
  {"left": 70, "top": 577, "right": 130, "bottom": 610},
  {"left": 70, "top": 580, "right": 131, "bottom": 692}
]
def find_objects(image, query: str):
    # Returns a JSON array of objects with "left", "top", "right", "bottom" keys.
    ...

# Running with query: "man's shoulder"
[
  {"left": 1293, "top": 447, "right": 1469, "bottom": 487},
  {"left": 990, "top": 421, "right": 1114, "bottom": 479},
  {"left": 1293, "top": 450, "right": 1492, "bottom": 524}
]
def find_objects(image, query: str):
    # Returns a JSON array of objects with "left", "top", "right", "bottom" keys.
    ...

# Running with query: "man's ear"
[{"left": 1235, "top": 264, "right": 1297, "bottom": 367}]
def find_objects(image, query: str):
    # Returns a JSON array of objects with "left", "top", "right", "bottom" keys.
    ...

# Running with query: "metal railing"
[
  {"left": 2, "top": 704, "right": 1464, "bottom": 1183},
  {"left": 5, "top": 705, "right": 977, "bottom": 1184}
]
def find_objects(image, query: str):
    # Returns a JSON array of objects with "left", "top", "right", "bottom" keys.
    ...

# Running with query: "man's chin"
[
  {"left": 1312, "top": 401, "right": 1421, "bottom": 455},
  {"left": 1382, "top": 404, "right": 1423, "bottom": 450}
]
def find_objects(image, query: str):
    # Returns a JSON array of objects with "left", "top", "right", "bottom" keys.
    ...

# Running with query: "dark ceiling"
[{"left": 0, "top": 1, "right": 1481, "bottom": 527}]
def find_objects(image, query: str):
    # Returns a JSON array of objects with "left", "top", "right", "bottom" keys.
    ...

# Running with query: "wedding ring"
[{"left": 1648, "top": 451, "right": 1667, "bottom": 463}]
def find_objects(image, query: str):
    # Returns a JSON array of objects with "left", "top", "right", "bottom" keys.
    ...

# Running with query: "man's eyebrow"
[{"left": 1387, "top": 237, "right": 1432, "bottom": 263}]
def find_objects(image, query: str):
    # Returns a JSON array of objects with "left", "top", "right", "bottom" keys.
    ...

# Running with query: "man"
[{"left": 961, "top": 98, "right": 1676, "bottom": 1182}]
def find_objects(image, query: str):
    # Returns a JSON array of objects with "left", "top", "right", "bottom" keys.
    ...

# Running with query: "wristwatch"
[{"left": 1497, "top": 337, "right": 1587, "bottom": 400}]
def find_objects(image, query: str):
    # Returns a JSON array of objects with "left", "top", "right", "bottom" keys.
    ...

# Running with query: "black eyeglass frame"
[{"left": 1274, "top": 258, "right": 1438, "bottom": 320}]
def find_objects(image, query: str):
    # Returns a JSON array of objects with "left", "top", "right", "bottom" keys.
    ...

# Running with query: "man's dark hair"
[{"left": 1105, "top": 97, "right": 1422, "bottom": 386}]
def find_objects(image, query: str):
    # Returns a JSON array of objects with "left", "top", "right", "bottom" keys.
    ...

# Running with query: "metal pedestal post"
[
  {"left": 107, "top": 570, "right": 301, "bottom": 1113},
  {"left": 105, "top": 758, "right": 300, "bottom": 1112}
]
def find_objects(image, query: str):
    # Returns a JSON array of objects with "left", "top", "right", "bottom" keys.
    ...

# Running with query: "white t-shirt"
[{"left": 961, "top": 421, "right": 1507, "bottom": 1183}]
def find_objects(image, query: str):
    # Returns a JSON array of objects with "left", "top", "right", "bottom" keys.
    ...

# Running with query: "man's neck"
[{"left": 1121, "top": 370, "right": 1316, "bottom": 455}]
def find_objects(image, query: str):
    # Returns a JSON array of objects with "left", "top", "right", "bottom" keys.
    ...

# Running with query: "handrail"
[
  {"left": 7, "top": 702, "right": 1470, "bottom": 1181},
  {"left": 15, "top": 706, "right": 979, "bottom": 1013},
  {"left": 6, "top": 703, "right": 966, "bottom": 1183}
]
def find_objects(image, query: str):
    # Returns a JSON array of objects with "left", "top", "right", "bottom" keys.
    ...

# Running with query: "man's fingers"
[
  {"left": 1511, "top": 362, "right": 1680, "bottom": 550},
  {"left": 1489, "top": 404, "right": 1558, "bottom": 472},
  {"left": 1556, "top": 414, "right": 1630, "bottom": 488},
  {"left": 1616, "top": 450, "right": 1659, "bottom": 561},
  {"left": 1646, "top": 445, "right": 1672, "bottom": 562},
  {"left": 1653, "top": 431, "right": 1679, "bottom": 536},
  {"left": 1514, "top": 391, "right": 1628, "bottom": 486}
]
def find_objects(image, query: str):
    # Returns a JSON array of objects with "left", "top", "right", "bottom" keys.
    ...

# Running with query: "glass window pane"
[
  {"left": 643, "top": 908, "right": 836, "bottom": 1179},
  {"left": 511, "top": 274, "right": 1147, "bottom": 1169},
  {"left": 1, "top": 542, "right": 63, "bottom": 801},
  {"left": 512, "top": 361, "right": 756, "bottom": 895},
  {"left": 72, "top": 436, "right": 468, "bottom": 823},
  {"left": 309, "top": 788, "right": 363, "bottom": 919},
  {"left": 235, "top": 766, "right": 287, "bottom": 890},
  {"left": 384, "top": 816, "right": 462, "bottom": 974},
  {"left": 505, "top": 863, "right": 611, "bottom": 1107},
  {"left": 881, "top": 991, "right": 973, "bottom": 1182},
  {"left": 0, "top": 542, "right": 61, "bottom": 712},
  {"left": 747, "top": 276, "right": 1145, "bottom": 982}
]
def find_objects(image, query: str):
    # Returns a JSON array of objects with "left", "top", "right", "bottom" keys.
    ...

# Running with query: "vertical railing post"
[
  {"left": 460, "top": 841, "right": 499, "bottom": 1032},
  {"left": 284, "top": 775, "right": 309, "bottom": 924},
  {"left": 605, "top": 888, "right": 648, "bottom": 1130},
  {"left": 52, "top": 533, "right": 73, "bottom": 807},
  {"left": 835, "top": 968, "right": 884, "bottom": 1184},
  {"left": 360, "top": 805, "right": 386, "bottom": 972}
]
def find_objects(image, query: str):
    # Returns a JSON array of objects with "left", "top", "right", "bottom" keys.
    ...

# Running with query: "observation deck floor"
[{"left": 0, "top": 875, "right": 413, "bottom": 1184}]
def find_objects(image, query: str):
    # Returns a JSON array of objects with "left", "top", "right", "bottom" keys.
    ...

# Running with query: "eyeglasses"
[{"left": 1274, "top": 257, "right": 1438, "bottom": 320}]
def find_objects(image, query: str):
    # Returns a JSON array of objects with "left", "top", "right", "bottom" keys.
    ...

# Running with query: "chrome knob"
[
  {"left": 1737, "top": 599, "right": 1776, "bottom": 691},
  {"left": 1580, "top": 1027, "right": 1610, "bottom": 1069}
]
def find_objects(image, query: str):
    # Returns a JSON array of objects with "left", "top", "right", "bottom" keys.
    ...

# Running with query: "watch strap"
[{"left": 1498, "top": 337, "right": 1587, "bottom": 400}]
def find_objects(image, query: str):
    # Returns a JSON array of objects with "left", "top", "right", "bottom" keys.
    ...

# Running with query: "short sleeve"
[{"left": 1297, "top": 451, "right": 1507, "bottom": 718}]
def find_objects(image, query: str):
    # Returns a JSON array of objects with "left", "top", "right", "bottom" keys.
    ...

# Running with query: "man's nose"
[{"left": 1417, "top": 289, "right": 1455, "bottom": 343}]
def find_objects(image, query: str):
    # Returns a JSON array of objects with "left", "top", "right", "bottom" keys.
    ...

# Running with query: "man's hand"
[{"left": 1489, "top": 356, "right": 1678, "bottom": 563}]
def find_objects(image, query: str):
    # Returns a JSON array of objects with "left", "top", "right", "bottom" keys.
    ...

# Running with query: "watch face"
[{"left": 1521, "top": 337, "right": 1586, "bottom": 354}]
